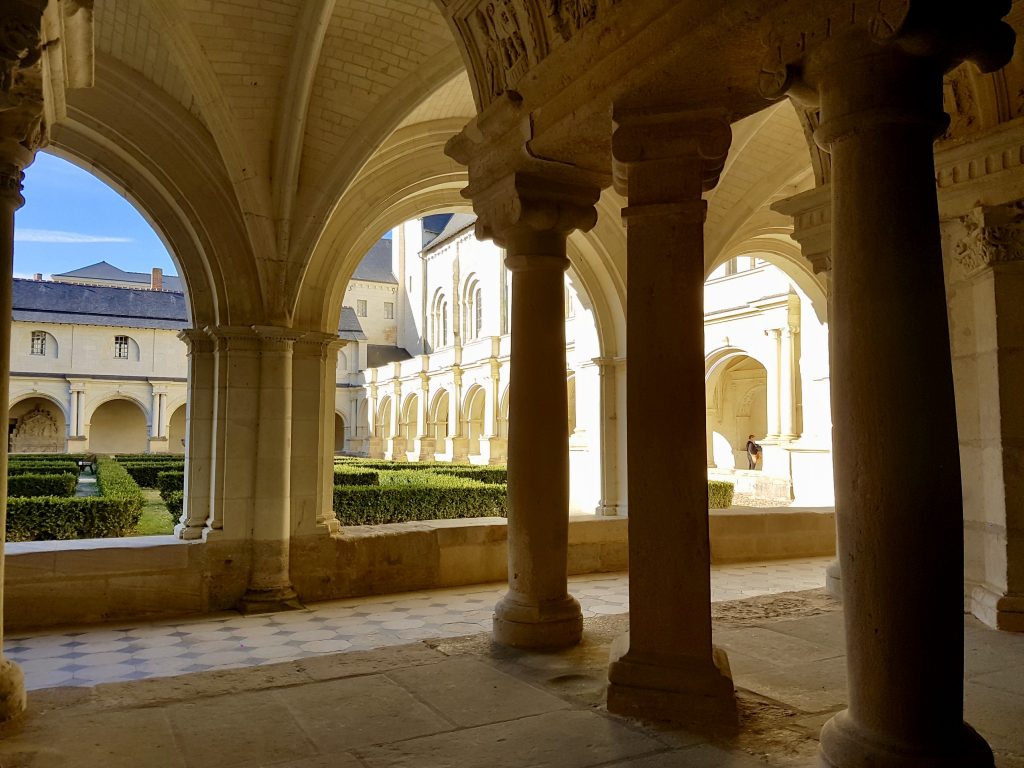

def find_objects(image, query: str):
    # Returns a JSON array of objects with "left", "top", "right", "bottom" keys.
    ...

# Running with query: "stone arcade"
[{"left": 1, "top": 1, "right": 1023, "bottom": 766}]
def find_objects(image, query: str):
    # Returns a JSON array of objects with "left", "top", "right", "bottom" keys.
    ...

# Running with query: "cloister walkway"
[{"left": 6, "top": 558, "right": 828, "bottom": 690}]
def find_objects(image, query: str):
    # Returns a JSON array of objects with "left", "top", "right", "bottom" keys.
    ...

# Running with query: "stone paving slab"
[{"left": 0, "top": 591, "right": 1020, "bottom": 768}]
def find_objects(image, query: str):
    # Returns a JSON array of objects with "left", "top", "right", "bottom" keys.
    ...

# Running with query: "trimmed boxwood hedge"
[
  {"left": 7, "top": 472, "right": 77, "bottom": 498},
  {"left": 119, "top": 462, "right": 185, "bottom": 488},
  {"left": 7, "top": 459, "right": 144, "bottom": 541},
  {"left": 8, "top": 462, "right": 81, "bottom": 477},
  {"left": 114, "top": 454, "right": 187, "bottom": 463},
  {"left": 163, "top": 491, "right": 184, "bottom": 524},
  {"left": 708, "top": 480, "right": 735, "bottom": 509},
  {"left": 430, "top": 466, "right": 508, "bottom": 484},
  {"left": 157, "top": 470, "right": 185, "bottom": 495},
  {"left": 332, "top": 483, "right": 507, "bottom": 526},
  {"left": 333, "top": 467, "right": 379, "bottom": 486}
]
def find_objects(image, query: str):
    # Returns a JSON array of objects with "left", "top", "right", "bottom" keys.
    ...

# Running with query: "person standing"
[{"left": 746, "top": 434, "right": 761, "bottom": 470}]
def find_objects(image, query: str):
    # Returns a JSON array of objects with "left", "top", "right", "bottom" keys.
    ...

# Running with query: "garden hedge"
[
  {"left": 430, "top": 466, "right": 508, "bottom": 484},
  {"left": 163, "top": 491, "right": 184, "bottom": 524},
  {"left": 7, "top": 459, "right": 143, "bottom": 541},
  {"left": 115, "top": 453, "right": 187, "bottom": 463},
  {"left": 119, "top": 461, "right": 185, "bottom": 488},
  {"left": 157, "top": 470, "right": 185, "bottom": 496},
  {"left": 333, "top": 467, "right": 379, "bottom": 486},
  {"left": 708, "top": 480, "right": 735, "bottom": 509},
  {"left": 332, "top": 483, "right": 507, "bottom": 526},
  {"left": 8, "top": 462, "right": 80, "bottom": 477},
  {"left": 7, "top": 472, "right": 77, "bottom": 498}
]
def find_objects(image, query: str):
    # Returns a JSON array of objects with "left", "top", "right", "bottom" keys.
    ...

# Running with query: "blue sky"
[{"left": 13, "top": 151, "right": 177, "bottom": 280}]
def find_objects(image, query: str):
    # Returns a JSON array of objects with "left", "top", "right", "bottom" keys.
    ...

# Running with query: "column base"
[
  {"left": 819, "top": 710, "right": 993, "bottom": 768},
  {"left": 175, "top": 522, "right": 207, "bottom": 541},
  {"left": 0, "top": 659, "right": 26, "bottom": 722},
  {"left": 414, "top": 437, "right": 436, "bottom": 462},
  {"left": 825, "top": 559, "right": 842, "bottom": 600},
  {"left": 388, "top": 438, "right": 408, "bottom": 461},
  {"left": 486, "top": 436, "right": 507, "bottom": 464},
  {"left": 238, "top": 586, "right": 304, "bottom": 615},
  {"left": 451, "top": 437, "right": 470, "bottom": 464},
  {"left": 148, "top": 436, "right": 169, "bottom": 453},
  {"left": 607, "top": 636, "right": 737, "bottom": 729},
  {"left": 969, "top": 583, "right": 1024, "bottom": 632},
  {"left": 492, "top": 591, "right": 583, "bottom": 649},
  {"left": 367, "top": 437, "right": 385, "bottom": 459}
]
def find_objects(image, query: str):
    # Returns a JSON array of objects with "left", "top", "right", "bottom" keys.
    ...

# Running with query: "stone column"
[
  {"left": 764, "top": 328, "right": 782, "bottom": 441},
  {"left": 290, "top": 333, "right": 341, "bottom": 537},
  {"left": 595, "top": 357, "right": 625, "bottom": 515},
  {"left": 0, "top": 135, "right": 32, "bottom": 726},
  {"left": 470, "top": 172, "right": 600, "bottom": 649},
  {"left": 605, "top": 108, "right": 736, "bottom": 726},
  {"left": 68, "top": 383, "right": 86, "bottom": 440},
  {"left": 177, "top": 329, "right": 215, "bottom": 539},
  {"left": 779, "top": 323, "right": 799, "bottom": 441},
  {"left": 367, "top": 379, "right": 384, "bottom": 458},
  {"left": 240, "top": 326, "right": 303, "bottom": 613},
  {"left": 389, "top": 379, "right": 405, "bottom": 460},
  {"left": 148, "top": 387, "right": 168, "bottom": 452},
  {"left": 486, "top": 356, "right": 507, "bottom": 464},
  {"left": 759, "top": 7, "right": 1015, "bottom": 765},
  {"left": 415, "top": 371, "right": 435, "bottom": 461},
  {"left": 450, "top": 365, "right": 469, "bottom": 463},
  {"left": 0, "top": 1, "right": 47, "bottom": 716}
]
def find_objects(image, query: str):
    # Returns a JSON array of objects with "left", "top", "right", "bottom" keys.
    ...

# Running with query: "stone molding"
[{"left": 770, "top": 185, "right": 832, "bottom": 276}]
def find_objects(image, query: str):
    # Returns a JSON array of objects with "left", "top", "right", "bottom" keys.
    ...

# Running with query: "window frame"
[
  {"left": 114, "top": 334, "right": 130, "bottom": 360},
  {"left": 356, "top": 299, "right": 368, "bottom": 317},
  {"left": 30, "top": 330, "right": 46, "bottom": 356}
]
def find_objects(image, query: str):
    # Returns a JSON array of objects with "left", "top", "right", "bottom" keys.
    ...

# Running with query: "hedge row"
[
  {"left": 7, "top": 459, "right": 143, "bottom": 541},
  {"left": 333, "top": 467, "right": 379, "bottom": 486},
  {"left": 430, "top": 466, "right": 508, "bottom": 484},
  {"left": 708, "top": 480, "right": 735, "bottom": 510},
  {"left": 163, "top": 491, "right": 184, "bottom": 524},
  {"left": 10, "top": 453, "right": 89, "bottom": 462},
  {"left": 332, "top": 483, "right": 507, "bottom": 526},
  {"left": 115, "top": 453, "right": 186, "bottom": 463},
  {"left": 157, "top": 470, "right": 185, "bottom": 496},
  {"left": 7, "top": 472, "right": 77, "bottom": 498},
  {"left": 8, "top": 462, "right": 81, "bottom": 477},
  {"left": 120, "top": 462, "right": 185, "bottom": 488}
]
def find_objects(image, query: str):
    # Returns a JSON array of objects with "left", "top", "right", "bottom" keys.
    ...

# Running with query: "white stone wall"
[{"left": 342, "top": 279, "right": 398, "bottom": 346}]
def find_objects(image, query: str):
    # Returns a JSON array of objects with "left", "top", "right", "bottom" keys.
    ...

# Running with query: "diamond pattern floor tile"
[{"left": 5, "top": 557, "right": 828, "bottom": 691}]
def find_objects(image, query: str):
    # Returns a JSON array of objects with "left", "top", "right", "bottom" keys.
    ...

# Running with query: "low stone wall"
[
  {"left": 709, "top": 506, "right": 836, "bottom": 563},
  {"left": 4, "top": 509, "right": 835, "bottom": 631}
]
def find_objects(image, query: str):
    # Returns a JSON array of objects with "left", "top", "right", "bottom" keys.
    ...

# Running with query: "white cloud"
[{"left": 14, "top": 228, "right": 132, "bottom": 244}]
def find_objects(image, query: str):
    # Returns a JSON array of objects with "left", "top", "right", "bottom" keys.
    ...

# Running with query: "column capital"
[
  {"left": 467, "top": 170, "right": 600, "bottom": 252},
  {"left": 0, "top": 0, "right": 47, "bottom": 208},
  {"left": 292, "top": 331, "right": 343, "bottom": 358},
  {"left": 758, "top": 2, "right": 1014, "bottom": 145},
  {"left": 948, "top": 202, "right": 1024, "bottom": 278},
  {"left": 611, "top": 108, "right": 732, "bottom": 199},
  {"left": 178, "top": 328, "right": 215, "bottom": 355}
]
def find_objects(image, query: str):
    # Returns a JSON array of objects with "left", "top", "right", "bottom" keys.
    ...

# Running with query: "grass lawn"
[{"left": 133, "top": 488, "right": 175, "bottom": 536}]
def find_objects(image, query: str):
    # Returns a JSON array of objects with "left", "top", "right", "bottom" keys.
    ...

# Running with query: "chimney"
[
  {"left": 33, "top": 273, "right": 42, "bottom": 281},
  {"left": 150, "top": 267, "right": 163, "bottom": 291}
]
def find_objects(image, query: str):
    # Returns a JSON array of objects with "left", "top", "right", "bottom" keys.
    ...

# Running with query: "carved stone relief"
[
  {"left": 547, "top": 0, "right": 598, "bottom": 41},
  {"left": 471, "top": 0, "right": 533, "bottom": 100},
  {"left": 10, "top": 405, "right": 62, "bottom": 453},
  {"left": 953, "top": 203, "right": 1024, "bottom": 275},
  {"left": 942, "top": 64, "right": 981, "bottom": 142}
]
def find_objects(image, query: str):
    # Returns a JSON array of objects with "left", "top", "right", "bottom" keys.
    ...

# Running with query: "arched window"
[
  {"left": 474, "top": 287, "right": 483, "bottom": 338},
  {"left": 113, "top": 334, "right": 140, "bottom": 361}
]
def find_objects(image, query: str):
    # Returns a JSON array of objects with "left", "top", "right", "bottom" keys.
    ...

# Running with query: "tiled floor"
[{"left": 5, "top": 557, "right": 829, "bottom": 691}]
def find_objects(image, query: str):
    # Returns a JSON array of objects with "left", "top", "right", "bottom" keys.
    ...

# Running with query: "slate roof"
[
  {"left": 13, "top": 278, "right": 190, "bottom": 330},
  {"left": 423, "top": 213, "right": 476, "bottom": 252},
  {"left": 366, "top": 344, "right": 412, "bottom": 368},
  {"left": 351, "top": 240, "right": 397, "bottom": 284},
  {"left": 52, "top": 261, "right": 184, "bottom": 292},
  {"left": 13, "top": 278, "right": 367, "bottom": 341},
  {"left": 338, "top": 306, "right": 367, "bottom": 341},
  {"left": 421, "top": 213, "right": 453, "bottom": 246}
]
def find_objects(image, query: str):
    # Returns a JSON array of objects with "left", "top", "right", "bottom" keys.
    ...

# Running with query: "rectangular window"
[
  {"left": 114, "top": 335, "right": 129, "bottom": 359},
  {"left": 384, "top": 301, "right": 394, "bottom": 319},
  {"left": 30, "top": 331, "right": 46, "bottom": 356},
  {"left": 356, "top": 299, "right": 367, "bottom": 317}
]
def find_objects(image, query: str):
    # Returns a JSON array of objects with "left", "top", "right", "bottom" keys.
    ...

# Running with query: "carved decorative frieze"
[{"left": 546, "top": 0, "right": 598, "bottom": 42}]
